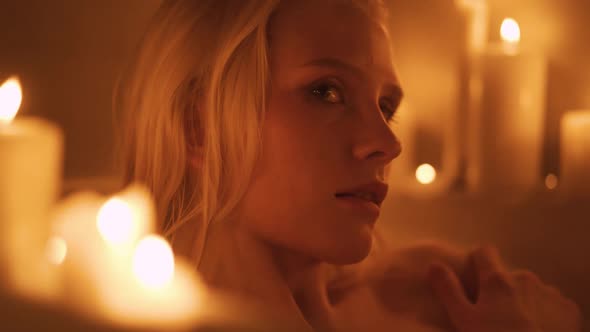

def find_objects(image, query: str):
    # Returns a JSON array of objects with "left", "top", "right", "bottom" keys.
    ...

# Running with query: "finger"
[
  {"left": 461, "top": 255, "right": 479, "bottom": 303},
  {"left": 468, "top": 245, "right": 507, "bottom": 283},
  {"left": 512, "top": 269, "right": 542, "bottom": 286},
  {"left": 428, "top": 262, "right": 473, "bottom": 324},
  {"left": 512, "top": 270, "right": 540, "bottom": 302}
]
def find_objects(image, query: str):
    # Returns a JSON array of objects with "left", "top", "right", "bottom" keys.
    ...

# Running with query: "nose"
[{"left": 352, "top": 111, "right": 402, "bottom": 164}]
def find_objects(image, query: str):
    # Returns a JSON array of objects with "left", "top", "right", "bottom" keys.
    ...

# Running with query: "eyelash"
[
  {"left": 380, "top": 99, "right": 400, "bottom": 124},
  {"left": 310, "top": 82, "right": 399, "bottom": 124}
]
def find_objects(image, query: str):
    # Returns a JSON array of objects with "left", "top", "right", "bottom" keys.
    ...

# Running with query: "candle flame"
[
  {"left": 500, "top": 18, "right": 521, "bottom": 44},
  {"left": 132, "top": 235, "right": 175, "bottom": 289},
  {"left": 46, "top": 236, "right": 68, "bottom": 265},
  {"left": 545, "top": 173, "right": 558, "bottom": 190},
  {"left": 416, "top": 164, "right": 437, "bottom": 185},
  {"left": 96, "top": 197, "right": 135, "bottom": 245},
  {"left": 0, "top": 77, "right": 22, "bottom": 124}
]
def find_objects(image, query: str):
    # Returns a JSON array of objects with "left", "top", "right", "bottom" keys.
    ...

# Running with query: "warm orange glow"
[
  {"left": 0, "top": 77, "right": 22, "bottom": 124},
  {"left": 563, "top": 111, "right": 590, "bottom": 129},
  {"left": 545, "top": 174, "right": 558, "bottom": 190},
  {"left": 46, "top": 236, "right": 67, "bottom": 265},
  {"left": 416, "top": 164, "right": 437, "bottom": 185},
  {"left": 132, "top": 235, "right": 175, "bottom": 289},
  {"left": 96, "top": 197, "right": 135, "bottom": 246},
  {"left": 455, "top": 0, "right": 484, "bottom": 7},
  {"left": 500, "top": 18, "right": 521, "bottom": 44}
]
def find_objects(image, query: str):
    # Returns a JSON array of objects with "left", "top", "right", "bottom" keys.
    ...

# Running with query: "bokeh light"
[
  {"left": 545, "top": 173, "right": 559, "bottom": 190},
  {"left": 46, "top": 236, "right": 67, "bottom": 265},
  {"left": 416, "top": 164, "right": 437, "bottom": 185},
  {"left": 132, "top": 235, "right": 175, "bottom": 289},
  {"left": 96, "top": 197, "right": 134, "bottom": 245},
  {"left": 500, "top": 18, "right": 521, "bottom": 44}
]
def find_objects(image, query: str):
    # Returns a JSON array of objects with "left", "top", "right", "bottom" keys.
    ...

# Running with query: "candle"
[
  {"left": 544, "top": 173, "right": 559, "bottom": 191},
  {"left": 560, "top": 111, "right": 590, "bottom": 198},
  {"left": 53, "top": 184, "right": 203, "bottom": 329},
  {"left": 51, "top": 191, "right": 110, "bottom": 312},
  {"left": 415, "top": 163, "right": 437, "bottom": 185},
  {"left": 104, "top": 235, "right": 203, "bottom": 330},
  {"left": 389, "top": 160, "right": 452, "bottom": 198},
  {"left": 53, "top": 186, "right": 155, "bottom": 315},
  {"left": 466, "top": 18, "right": 547, "bottom": 194},
  {"left": 0, "top": 77, "right": 63, "bottom": 300},
  {"left": 96, "top": 184, "right": 156, "bottom": 252},
  {"left": 456, "top": 0, "right": 489, "bottom": 55}
]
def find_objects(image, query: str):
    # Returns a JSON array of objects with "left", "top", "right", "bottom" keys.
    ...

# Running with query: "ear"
[{"left": 188, "top": 145, "right": 204, "bottom": 169}]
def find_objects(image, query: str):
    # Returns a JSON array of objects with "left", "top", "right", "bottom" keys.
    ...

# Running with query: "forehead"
[{"left": 268, "top": 0, "right": 395, "bottom": 77}]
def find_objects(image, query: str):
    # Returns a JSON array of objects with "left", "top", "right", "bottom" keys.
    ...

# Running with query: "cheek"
[
  {"left": 255, "top": 98, "right": 332, "bottom": 195},
  {"left": 235, "top": 95, "right": 374, "bottom": 263},
  {"left": 238, "top": 139, "right": 375, "bottom": 264},
  {"left": 242, "top": 115, "right": 322, "bottom": 227}
]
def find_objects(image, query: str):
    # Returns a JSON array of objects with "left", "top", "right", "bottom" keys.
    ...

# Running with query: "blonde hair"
[{"left": 115, "top": 0, "right": 389, "bottom": 266}]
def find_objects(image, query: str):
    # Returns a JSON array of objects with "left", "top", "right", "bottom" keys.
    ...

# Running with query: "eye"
[
  {"left": 310, "top": 82, "right": 344, "bottom": 104},
  {"left": 379, "top": 97, "right": 400, "bottom": 123}
]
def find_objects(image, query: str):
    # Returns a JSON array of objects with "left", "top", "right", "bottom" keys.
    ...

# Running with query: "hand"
[{"left": 428, "top": 246, "right": 582, "bottom": 332}]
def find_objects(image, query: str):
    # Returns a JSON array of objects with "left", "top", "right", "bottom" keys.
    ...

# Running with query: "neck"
[{"left": 197, "top": 219, "right": 335, "bottom": 330}]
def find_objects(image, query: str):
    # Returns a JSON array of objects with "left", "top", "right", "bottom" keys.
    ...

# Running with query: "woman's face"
[{"left": 236, "top": 0, "right": 402, "bottom": 265}]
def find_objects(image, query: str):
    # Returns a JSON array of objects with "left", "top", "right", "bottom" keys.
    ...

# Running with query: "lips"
[{"left": 335, "top": 181, "right": 388, "bottom": 207}]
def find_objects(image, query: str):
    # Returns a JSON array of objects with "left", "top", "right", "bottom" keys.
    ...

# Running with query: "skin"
[
  {"left": 197, "top": 0, "right": 401, "bottom": 329},
  {"left": 189, "top": 1, "right": 581, "bottom": 331},
  {"left": 239, "top": 0, "right": 402, "bottom": 267},
  {"left": 430, "top": 247, "right": 582, "bottom": 332}
]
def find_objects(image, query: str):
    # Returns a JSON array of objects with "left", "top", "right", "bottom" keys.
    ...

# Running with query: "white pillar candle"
[
  {"left": 53, "top": 185, "right": 285, "bottom": 330},
  {"left": 105, "top": 237, "right": 203, "bottom": 330},
  {"left": 466, "top": 18, "right": 547, "bottom": 194},
  {"left": 0, "top": 77, "right": 63, "bottom": 299},
  {"left": 560, "top": 111, "right": 590, "bottom": 197},
  {"left": 51, "top": 191, "right": 105, "bottom": 308},
  {"left": 456, "top": 0, "right": 489, "bottom": 55},
  {"left": 53, "top": 185, "right": 205, "bottom": 329},
  {"left": 52, "top": 185, "right": 156, "bottom": 315}
]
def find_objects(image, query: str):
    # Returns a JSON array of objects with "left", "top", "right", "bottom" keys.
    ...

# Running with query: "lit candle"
[
  {"left": 96, "top": 183, "right": 156, "bottom": 252},
  {"left": 544, "top": 173, "right": 559, "bottom": 191},
  {"left": 466, "top": 18, "right": 547, "bottom": 194},
  {"left": 390, "top": 161, "right": 449, "bottom": 198},
  {"left": 53, "top": 184, "right": 203, "bottom": 329},
  {"left": 456, "top": 0, "right": 489, "bottom": 55},
  {"left": 51, "top": 191, "right": 109, "bottom": 311},
  {"left": 53, "top": 185, "right": 155, "bottom": 315},
  {"left": 0, "top": 77, "right": 63, "bottom": 299},
  {"left": 560, "top": 111, "right": 590, "bottom": 198},
  {"left": 416, "top": 163, "right": 437, "bottom": 185},
  {"left": 104, "top": 235, "right": 203, "bottom": 330}
]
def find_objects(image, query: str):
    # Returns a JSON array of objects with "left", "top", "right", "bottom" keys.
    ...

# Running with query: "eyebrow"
[{"left": 301, "top": 57, "right": 404, "bottom": 101}]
